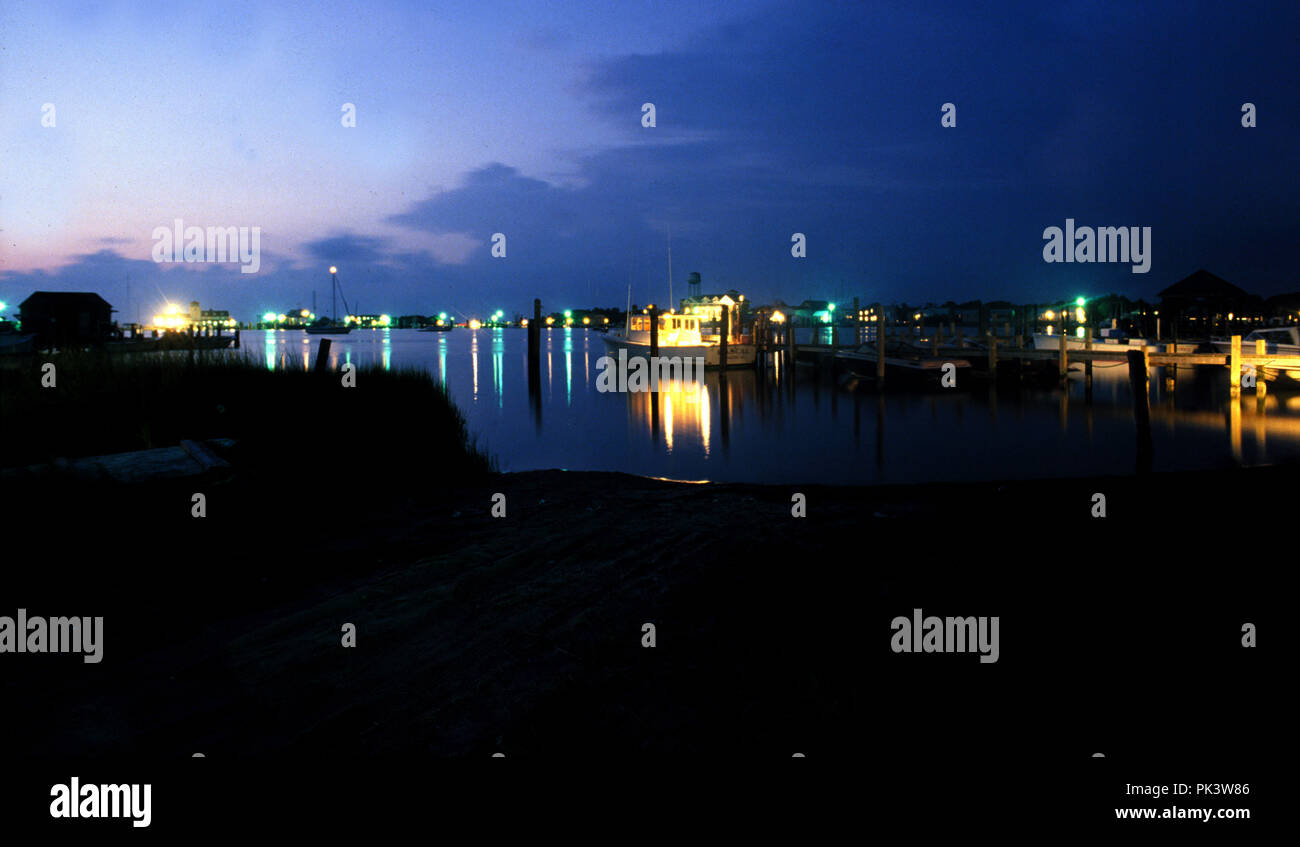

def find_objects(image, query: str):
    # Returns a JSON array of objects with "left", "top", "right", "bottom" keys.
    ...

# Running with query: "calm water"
[{"left": 236, "top": 328, "right": 1300, "bottom": 485}]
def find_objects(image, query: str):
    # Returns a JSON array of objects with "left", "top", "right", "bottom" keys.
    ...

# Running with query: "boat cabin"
[{"left": 622, "top": 312, "right": 708, "bottom": 346}]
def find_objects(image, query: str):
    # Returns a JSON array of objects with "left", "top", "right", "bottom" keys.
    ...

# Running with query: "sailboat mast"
[
  {"left": 667, "top": 224, "right": 673, "bottom": 311},
  {"left": 332, "top": 271, "right": 337, "bottom": 323}
]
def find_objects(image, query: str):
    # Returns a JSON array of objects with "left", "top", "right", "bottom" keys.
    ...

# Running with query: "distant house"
[
  {"left": 18, "top": 292, "right": 113, "bottom": 349},
  {"left": 680, "top": 290, "right": 741, "bottom": 321},
  {"left": 188, "top": 300, "right": 232, "bottom": 329}
]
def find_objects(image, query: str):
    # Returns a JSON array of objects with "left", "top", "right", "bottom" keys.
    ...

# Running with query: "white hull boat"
[{"left": 602, "top": 313, "right": 756, "bottom": 367}]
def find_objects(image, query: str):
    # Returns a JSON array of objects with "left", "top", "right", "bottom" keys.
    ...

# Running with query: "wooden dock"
[{"left": 777, "top": 333, "right": 1300, "bottom": 391}]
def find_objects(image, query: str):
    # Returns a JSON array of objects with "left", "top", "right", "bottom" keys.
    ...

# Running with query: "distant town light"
[
  {"left": 1075, "top": 297, "right": 1086, "bottom": 307},
  {"left": 329, "top": 266, "right": 338, "bottom": 274},
  {"left": 278, "top": 314, "right": 287, "bottom": 322},
  {"left": 468, "top": 318, "right": 481, "bottom": 330},
  {"left": 0, "top": 301, "right": 7, "bottom": 312},
  {"left": 301, "top": 309, "right": 309, "bottom": 317},
  {"left": 263, "top": 312, "right": 276, "bottom": 322},
  {"left": 564, "top": 310, "right": 572, "bottom": 318},
  {"left": 583, "top": 316, "right": 590, "bottom": 324},
  {"left": 771, "top": 310, "right": 786, "bottom": 323},
  {"left": 1045, "top": 310, "right": 1056, "bottom": 321},
  {"left": 439, "top": 312, "right": 447, "bottom": 320},
  {"left": 828, "top": 303, "right": 836, "bottom": 311}
]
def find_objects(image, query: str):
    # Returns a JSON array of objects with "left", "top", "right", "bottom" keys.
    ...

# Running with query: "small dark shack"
[{"left": 18, "top": 291, "right": 114, "bottom": 349}]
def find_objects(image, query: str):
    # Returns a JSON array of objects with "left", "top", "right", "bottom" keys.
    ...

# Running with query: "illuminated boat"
[{"left": 602, "top": 311, "right": 755, "bottom": 367}]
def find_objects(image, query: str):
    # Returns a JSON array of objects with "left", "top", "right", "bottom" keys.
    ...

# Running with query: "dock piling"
[
  {"left": 720, "top": 305, "right": 729, "bottom": 372},
  {"left": 313, "top": 338, "right": 332, "bottom": 373},
  {"left": 876, "top": 305, "right": 886, "bottom": 387},
  {"left": 1128, "top": 348, "right": 1153, "bottom": 474},
  {"left": 1229, "top": 335, "right": 1241, "bottom": 398},
  {"left": 1256, "top": 338, "right": 1267, "bottom": 398}
]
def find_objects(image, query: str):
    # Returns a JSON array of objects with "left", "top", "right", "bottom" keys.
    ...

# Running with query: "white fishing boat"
[
  {"left": 607, "top": 229, "right": 755, "bottom": 367},
  {"left": 602, "top": 311, "right": 756, "bottom": 367}
]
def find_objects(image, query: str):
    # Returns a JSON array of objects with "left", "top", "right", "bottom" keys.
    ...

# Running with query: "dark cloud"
[{"left": 8, "top": 0, "right": 1299, "bottom": 318}]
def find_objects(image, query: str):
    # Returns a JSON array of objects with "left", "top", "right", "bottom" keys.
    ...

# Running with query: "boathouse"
[
  {"left": 1158, "top": 270, "right": 1260, "bottom": 334},
  {"left": 18, "top": 291, "right": 113, "bottom": 350}
]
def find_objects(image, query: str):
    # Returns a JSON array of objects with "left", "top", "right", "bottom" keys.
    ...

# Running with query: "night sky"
[{"left": 2, "top": 0, "right": 1297, "bottom": 321}]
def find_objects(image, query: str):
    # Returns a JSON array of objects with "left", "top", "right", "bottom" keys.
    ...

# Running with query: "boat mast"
[{"left": 667, "top": 223, "right": 673, "bottom": 312}]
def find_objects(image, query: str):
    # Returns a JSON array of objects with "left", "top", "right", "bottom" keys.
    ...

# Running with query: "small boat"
[
  {"left": 419, "top": 323, "right": 453, "bottom": 332},
  {"left": 306, "top": 267, "right": 353, "bottom": 335},
  {"left": 1212, "top": 327, "right": 1300, "bottom": 382},
  {"left": 1212, "top": 326, "right": 1300, "bottom": 356}
]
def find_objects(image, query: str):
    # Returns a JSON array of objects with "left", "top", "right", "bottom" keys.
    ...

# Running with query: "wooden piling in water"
[
  {"left": 1229, "top": 334, "right": 1241, "bottom": 397},
  {"left": 876, "top": 305, "right": 886, "bottom": 387},
  {"left": 234, "top": 329, "right": 240, "bottom": 349},
  {"left": 650, "top": 305, "right": 659, "bottom": 358},
  {"left": 1128, "top": 348, "right": 1152, "bottom": 473},
  {"left": 988, "top": 332, "right": 998, "bottom": 376},
  {"left": 1256, "top": 338, "right": 1267, "bottom": 398},
  {"left": 719, "top": 305, "right": 729, "bottom": 372},
  {"left": 1058, "top": 332, "right": 1068, "bottom": 379},
  {"left": 313, "top": 338, "right": 332, "bottom": 373}
]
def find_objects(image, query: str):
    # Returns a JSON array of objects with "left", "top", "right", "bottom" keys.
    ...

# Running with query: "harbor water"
[{"left": 236, "top": 327, "right": 1300, "bottom": 485}]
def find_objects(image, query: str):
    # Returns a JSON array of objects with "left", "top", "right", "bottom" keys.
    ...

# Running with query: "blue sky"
[{"left": 2, "top": 0, "right": 1297, "bottom": 321}]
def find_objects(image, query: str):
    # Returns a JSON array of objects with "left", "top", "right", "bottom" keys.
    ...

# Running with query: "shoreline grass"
[{"left": 0, "top": 350, "right": 494, "bottom": 476}]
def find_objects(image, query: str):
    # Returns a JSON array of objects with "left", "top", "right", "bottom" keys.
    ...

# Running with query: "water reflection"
[{"left": 234, "top": 330, "right": 1300, "bottom": 485}]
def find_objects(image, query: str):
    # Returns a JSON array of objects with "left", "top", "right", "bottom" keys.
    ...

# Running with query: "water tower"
[{"left": 688, "top": 272, "right": 701, "bottom": 300}]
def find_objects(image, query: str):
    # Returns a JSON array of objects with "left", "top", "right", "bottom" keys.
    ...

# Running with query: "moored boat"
[
  {"left": 306, "top": 266, "right": 354, "bottom": 335},
  {"left": 602, "top": 311, "right": 756, "bottom": 367},
  {"left": 1212, "top": 327, "right": 1300, "bottom": 382}
]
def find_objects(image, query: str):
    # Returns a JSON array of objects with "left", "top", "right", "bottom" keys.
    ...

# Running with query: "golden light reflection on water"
[{"left": 630, "top": 378, "right": 711, "bottom": 455}]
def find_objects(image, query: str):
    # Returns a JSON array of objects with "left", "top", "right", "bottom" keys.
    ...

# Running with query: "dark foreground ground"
[{"left": 1, "top": 457, "right": 1282, "bottom": 763}]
